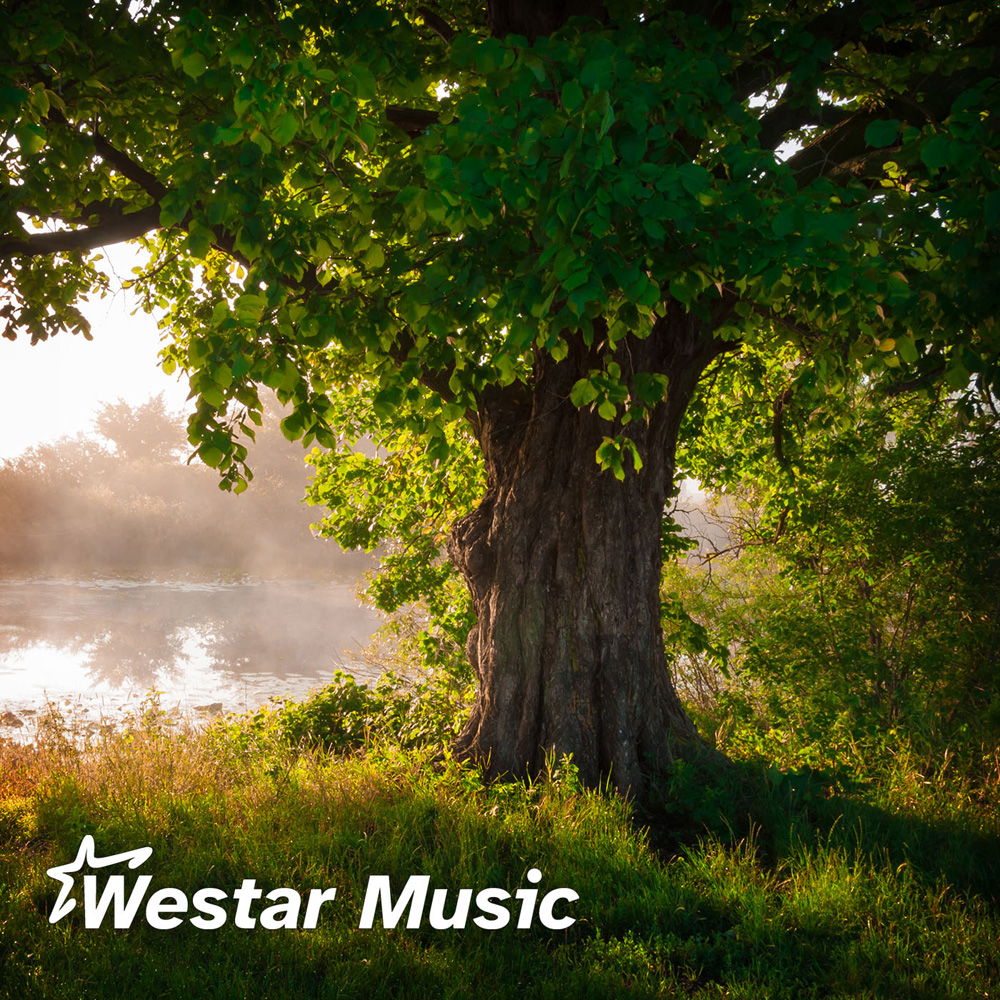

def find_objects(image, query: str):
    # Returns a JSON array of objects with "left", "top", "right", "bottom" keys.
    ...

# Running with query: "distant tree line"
[{"left": 0, "top": 395, "right": 369, "bottom": 576}]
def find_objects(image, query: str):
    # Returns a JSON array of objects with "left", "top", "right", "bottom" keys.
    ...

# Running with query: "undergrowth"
[{"left": 0, "top": 672, "right": 997, "bottom": 999}]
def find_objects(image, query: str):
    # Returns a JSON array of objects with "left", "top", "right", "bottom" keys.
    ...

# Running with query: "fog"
[
  {"left": 0, "top": 394, "right": 370, "bottom": 575},
  {"left": 0, "top": 396, "right": 379, "bottom": 732},
  {"left": 0, "top": 392, "right": 735, "bottom": 735}
]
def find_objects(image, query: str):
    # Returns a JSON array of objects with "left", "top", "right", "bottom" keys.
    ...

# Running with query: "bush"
[{"left": 669, "top": 405, "right": 1000, "bottom": 759}]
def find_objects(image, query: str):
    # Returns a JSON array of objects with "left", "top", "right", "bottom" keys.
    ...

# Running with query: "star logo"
[{"left": 45, "top": 835, "right": 154, "bottom": 924}]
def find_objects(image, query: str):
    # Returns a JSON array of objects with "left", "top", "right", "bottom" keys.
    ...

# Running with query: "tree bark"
[{"left": 448, "top": 307, "right": 728, "bottom": 794}]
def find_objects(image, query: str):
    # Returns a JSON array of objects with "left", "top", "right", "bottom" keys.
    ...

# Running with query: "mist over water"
[
  {"left": 0, "top": 397, "right": 380, "bottom": 737},
  {"left": 0, "top": 577, "right": 379, "bottom": 732}
]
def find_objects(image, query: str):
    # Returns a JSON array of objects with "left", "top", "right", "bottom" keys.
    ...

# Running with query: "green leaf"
[
  {"left": 771, "top": 208, "right": 796, "bottom": 238},
  {"left": 281, "top": 412, "right": 304, "bottom": 441},
  {"left": 570, "top": 378, "right": 599, "bottom": 407},
  {"left": 895, "top": 334, "right": 918, "bottom": 364},
  {"left": 562, "top": 266, "right": 590, "bottom": 291},
  {"left": 273, "top": 112, "right": 298, "bottom": 147},
  {"left": 181, "top": 51, "right": 208, "bottom": 79},
  {"left": 236, "top": 293, "right": 266, "bottom": 323},
  {"left": 350, "top": 64, "right": 378, "bottom": 101},
  {"left": 945, "top": 359, "right": 970, "bottom": 391},
  {"left": 561, "top": 80, "right": 584, "bottom": 112},
  {"left": 864, "top": 119, "right": 900, "bottom": 148},
  {"left": 201, "top": 385, "right": 226, "bottom": 407},
  {"left": 920, "top": 135, "right": 952, "bottom": 171},
  {"left": 579, "top": 56, "right": 615, "bottom": 92},
  {"left": 522, "top": 52, "right": 547, "bottom": 83},
  {"left": 14, "top": 124, "right": 46, "bottom": 154},
  {"left": 424, "top": 155, "right": 453, "bottom": 180},
  {"left": 27, "top": 86, "right": 49, "bottom": 117},
  {"left": 598, "top": 97, "right": 615, "bottom": 139},
  {"left": 214, "top": 125, "right": 243, "bottom": 145},
  {"left": 200, "top": 445, "right": 225, "bottom": 467},
  {"left": 363, "top": 243, "right": 385, "bottom": 268},
  {"left": 677, "top": 163, "right": 711, "bottom": 196},
  {"left": 618, "top": 132, "right": 645, "bottom": 165},
  {"left": 249, "top": 129, "right": 272, "bottom": 154},
  {"left": 225, "top": 40, "right": 254, "bottom": 70},
  {"left": 642, "top": 216, "right": 665, "bottom": 240}
]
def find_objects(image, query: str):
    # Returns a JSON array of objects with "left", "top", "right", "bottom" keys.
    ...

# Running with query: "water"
[{"left": 0, "top": 576, "right": 381, "bottom": 738}]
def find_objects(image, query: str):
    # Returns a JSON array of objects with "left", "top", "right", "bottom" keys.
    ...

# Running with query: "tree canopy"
[{"left": 3, "top": 0, "right": 999, "bottom": 791}]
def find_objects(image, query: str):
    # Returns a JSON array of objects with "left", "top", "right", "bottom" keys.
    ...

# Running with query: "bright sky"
[{"left": 0, "top": 244, "right": 190, "bottom": 460}]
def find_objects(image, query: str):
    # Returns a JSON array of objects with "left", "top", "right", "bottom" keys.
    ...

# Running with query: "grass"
[{"left": 0, "top": 692, "right": 997, "bottom": 999}]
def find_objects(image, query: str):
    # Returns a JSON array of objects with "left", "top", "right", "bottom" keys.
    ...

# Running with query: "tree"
[
  {"left": 2, "top": 0, "right": 998, "bottom": 793},
  {"left": 93, "top": 394, "right": 186, "bottom": 463}
]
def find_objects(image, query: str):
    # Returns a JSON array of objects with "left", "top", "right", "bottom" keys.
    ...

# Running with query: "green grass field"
[{"left": 0, "top": 692, "right": 997, "bottom": 999}]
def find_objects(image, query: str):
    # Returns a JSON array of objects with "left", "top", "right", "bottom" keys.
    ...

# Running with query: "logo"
[
  {"left": 45, "top": 836, "right": 337, "bottom": 930},
  {"left": 45, "top": 838, "right": 578, "bottom": 931},
  {"left": 47, "top": 836, "right": 153, "bottom": 924}
]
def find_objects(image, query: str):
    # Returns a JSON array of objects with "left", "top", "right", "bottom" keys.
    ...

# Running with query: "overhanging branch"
[
  {"left": 881, "top": 363, "right": 947, "bottom": 396},
  {"left": 732, "top": 0, "right": 968, "bottom": 103},
  {"left": 1, "top": 110, "right": 173, "bottom": 259},
  {"left": 783, "top": 113, "right": 896, "bottom": 187},
  {"left": 416, "top": 5, "right": 457, "bottom": 43},
  {"left": 756, "top": 101, "right": 855, "bottom": 154},
  {"left": 46, "top": 109, "right": 169, "bottom": 202},
  {"left": 386, "top": 105, "right": 441, "bottom": 137},
  {"left": 0, "top": 205, "right": 161, "bottom": 260}
]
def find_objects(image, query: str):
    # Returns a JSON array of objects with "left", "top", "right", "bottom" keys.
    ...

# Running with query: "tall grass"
[{"left": 0, "top": 691, "right": 997, "bottom": 999}]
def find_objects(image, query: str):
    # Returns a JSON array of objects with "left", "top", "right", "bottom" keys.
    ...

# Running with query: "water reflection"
[{"left": 0, "top": 577, "right": 380, "bottom": 729}]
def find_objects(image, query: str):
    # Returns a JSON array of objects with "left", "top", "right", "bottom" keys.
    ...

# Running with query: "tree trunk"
[{"left": 448, "top": 308, "right": 728, "bottom": 794}]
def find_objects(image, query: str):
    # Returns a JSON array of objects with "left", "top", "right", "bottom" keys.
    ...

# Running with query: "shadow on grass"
[{"left": 641, "top": 753, "right": 1000, "bottom": 906}]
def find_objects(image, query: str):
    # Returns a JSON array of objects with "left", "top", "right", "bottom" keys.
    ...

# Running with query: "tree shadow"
[{"left": 641, "top": 754, "right": 1000, "bottom": 906}]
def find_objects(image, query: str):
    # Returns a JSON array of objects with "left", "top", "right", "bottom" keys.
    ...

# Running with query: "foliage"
[
  {"left": 3, "top": 0, "right": 1000, "bottom": 781},
  {"left": 1, "top": 0, "right": 997, "bottom": 483},
  {"left": 669, "top": 398, "right": 1000, "bottom": 753},
  {"left": 215, "top": 667, "right": 475, "bottom": 762},
  {"left": 302, "top": 381, "right": 480, "bottom": 671}
]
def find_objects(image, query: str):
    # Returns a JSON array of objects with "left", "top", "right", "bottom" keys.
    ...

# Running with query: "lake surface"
[{"left": 0, "top": 576, "right": 381, "bottom": 738}]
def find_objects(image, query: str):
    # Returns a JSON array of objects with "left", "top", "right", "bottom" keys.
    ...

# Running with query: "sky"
[{"left": 0, "top": 245, "right": 190, "bottom": 460}]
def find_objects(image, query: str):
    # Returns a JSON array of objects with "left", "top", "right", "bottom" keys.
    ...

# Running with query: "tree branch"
[
  {"left": 783, "top": 112, "right": 896, "bottom": 187},
  {"left": 386, "top": 105, "right": 441, "bottom": 137},
  {"left": 881, "top": 363, "right": 947, "bottom": 396},
  {"left": 756, "top": 101, "right": 855, "bottom": 154},
  {"left": 772, "top": 385, "right": 794, "bottom": 468},
  {"left": 416, "top": 4, "right": 457, "bottom": 43},
  {"left": 46, "top": 109, "right": 169, "bottom": 202},
  {"left": 783, "top": 42, "right": 1000, "bottom": 188},
  {"left": 0, "top": 205, "right": 161, "bottom": 259},
  {"left": 732, "top": 0, "right": 973, "bottom": 103}
]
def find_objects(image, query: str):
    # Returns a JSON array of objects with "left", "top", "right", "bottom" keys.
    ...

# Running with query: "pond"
[{"left": 0, "top": 576, "right": 381, "bottom": 739}]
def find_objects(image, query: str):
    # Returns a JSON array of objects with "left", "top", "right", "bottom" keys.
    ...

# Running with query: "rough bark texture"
[{"left": 448, "top": 308, "right": 729, "bottom": 794}]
